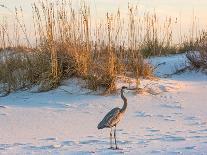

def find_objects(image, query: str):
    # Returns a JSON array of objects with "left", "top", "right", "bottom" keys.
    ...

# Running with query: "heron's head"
[
  {"left": 121, "top": 86, "right": 128, "bottom": 90},
  {"left": 121, "top": 86, "right": 127, "bottom": 89}
]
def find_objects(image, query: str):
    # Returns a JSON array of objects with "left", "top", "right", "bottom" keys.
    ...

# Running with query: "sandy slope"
[{"left": 0, "top": 54, "right": 207, "bottom": 155}]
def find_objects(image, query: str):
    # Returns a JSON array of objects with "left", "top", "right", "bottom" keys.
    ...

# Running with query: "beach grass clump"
[{"left": 0, "top": 1, "right": 204, "bottom": 94}]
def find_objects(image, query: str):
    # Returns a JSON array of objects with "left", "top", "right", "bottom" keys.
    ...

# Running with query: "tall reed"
[{"left": 0, "top": 1, "right": 205, "bottom": 94}]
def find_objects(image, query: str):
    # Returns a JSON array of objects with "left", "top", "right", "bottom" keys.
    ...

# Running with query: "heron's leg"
[
  {"left": 110, "top": 128, "right": 113, "bottom": 148},
  {"left": 114, "top": 125, "right": 118, "bottom": 149}
]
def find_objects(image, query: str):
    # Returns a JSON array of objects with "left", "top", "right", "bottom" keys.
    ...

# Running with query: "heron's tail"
[{"left": 97, "top": 122, "right": 105, "bottom": 129}]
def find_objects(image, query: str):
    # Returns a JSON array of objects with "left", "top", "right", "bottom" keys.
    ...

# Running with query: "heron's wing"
[{"left": 98, "top": 108, "right": 120, "bottom": 129}]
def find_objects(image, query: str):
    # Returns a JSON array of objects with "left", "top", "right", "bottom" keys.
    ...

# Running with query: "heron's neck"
[{"left": 120, "top": 89, "right": 127, "bottom": 113}]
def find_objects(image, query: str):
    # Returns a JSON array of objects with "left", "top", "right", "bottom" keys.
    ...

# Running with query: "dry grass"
[
  {"left": 186, "top": 32, "right": 207, "bottom": 71},
  {"left": 0, "top": 49, "right": 50, "bottom": 93},
  {"left": 0, "top": 1, "right": 205, "bottom": 95},
  {"left": 186, "top": 50, "right": 207, "bottom": 71}
]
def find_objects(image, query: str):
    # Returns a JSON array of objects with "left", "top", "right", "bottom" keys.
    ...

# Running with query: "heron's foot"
[
  {"left": 108, "top": 146, "right": 114, "bottom": 150},
  {"left": 113, "top": 146, "right": 122, "bottom": 150}
]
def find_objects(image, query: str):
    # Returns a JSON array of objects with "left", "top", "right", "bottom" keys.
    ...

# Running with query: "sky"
[
  {"left": 0, "top": 0, "right": 207, "bottom": 25},
  {"left": 1, "top": 0, "right": 207, "bottom": 26},
  {"left": 0, "top": 0, "right": 207, "bottom": 43}
]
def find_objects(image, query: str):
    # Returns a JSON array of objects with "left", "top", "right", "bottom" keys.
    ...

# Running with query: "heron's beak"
[
  {"left": 124, "top": 89, "right": 129, "bottom": 93},
  {"left": 127, "top": 87, "right": 137, "bottom": 91}
]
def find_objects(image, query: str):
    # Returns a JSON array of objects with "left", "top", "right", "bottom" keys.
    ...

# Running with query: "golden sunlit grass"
[{"left": 0, "top": 0, "right": 205, "bottom": 95}]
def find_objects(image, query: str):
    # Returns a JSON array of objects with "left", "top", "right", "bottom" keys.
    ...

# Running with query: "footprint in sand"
[
  {"left": 61, "top": 140, "right": 76, "bottom": 146},
  {"left": 183, "top": 146, "right": 196, "bottom": 150},
  {"left": 26, "top": 144, "right": 62, "bottom": 150},
  {"left": 184, "top": 116, "right": 206, "bottom": 126},
  {"left": 173, "top": 112, "right": 182, "bottom": 115},
  {"left": 164, "top": 118, "right": 176, "bottom": 122},
  {"left": 156, "top": 114, "right": 176, "bottom": 122},
  {"left": 0, "top": 105, "right": 6, "bottom": 108},
  {"left": 160, "top": 103, "right": 182, "bottom": 109},
  {"left": 147, "top": 128, "right": 160, "bottom": 133},
  {"left": 135, "top": 111, "right": 152, "bottom": 117},
  {"left": 166, "top": 150, "right": 182, "bottom": 154},
  {"left": 0, "top": 113, "right": 7, "bottom": 116},
  {"left": 0, "top": 106, "right": 7, "bottom": 116},
  {"left": 137, "top": 139, "right": 150, "bottom": 145},
  {"left": 160, "top": 134, "right": 186, "bottom": 142},
  {"left": 198, "top": 129, "right": 207, "bottom": 133},
  {"left": 39, "top": 137, "right": 57, "bottom": 142},
  {"left": 44, "top": 137, "right": 57, "bottom": 141},
  {"left": 189, "top": 135, "right": 207, "bottom": 139},
  {"left": 0, "top": 144, "right": 13, "bottom": 150}
]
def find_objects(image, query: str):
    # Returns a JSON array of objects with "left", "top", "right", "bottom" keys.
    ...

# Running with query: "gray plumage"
[
  {"left": 97, "top": 86, "right": 128, "bottom": 149},
  {"left": 97, "top": 107, "right": 121, "bottom": 129}
]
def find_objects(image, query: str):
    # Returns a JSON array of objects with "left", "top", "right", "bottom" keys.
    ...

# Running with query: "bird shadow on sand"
[
  {"left": 79, "top": 139, "right": 107, "bottom": 145},
  {"left": 97, "top": 147, "right": 131, "bottom": 154}
]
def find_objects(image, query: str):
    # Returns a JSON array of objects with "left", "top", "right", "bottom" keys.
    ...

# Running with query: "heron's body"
[
  {"left": 97, "top": 86, "right": 128, "bottom": 149},
  {"left": 97, "top": 107, "right": 124, "bottom": 129}
]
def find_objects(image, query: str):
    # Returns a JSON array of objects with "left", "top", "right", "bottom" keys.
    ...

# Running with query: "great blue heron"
[{"left": 97, "top": 86, "right": 128, "bottom": 149}]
